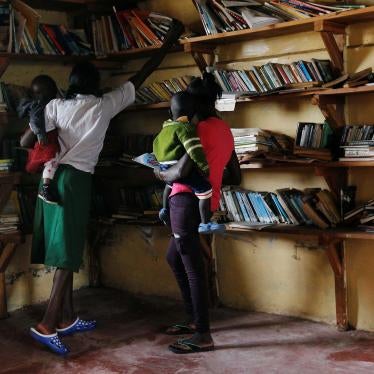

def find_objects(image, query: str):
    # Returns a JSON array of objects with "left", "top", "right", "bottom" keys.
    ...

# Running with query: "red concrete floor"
[{"left": 1, "top": 288, "right": 374, "bottom": 374}]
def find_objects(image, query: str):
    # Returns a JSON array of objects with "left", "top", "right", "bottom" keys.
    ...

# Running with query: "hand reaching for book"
[{"left": 161, "top": 18, "right": 185, "bottom": 49}]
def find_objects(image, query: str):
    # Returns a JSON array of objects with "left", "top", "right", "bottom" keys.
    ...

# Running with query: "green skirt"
[{"left": 31, "top": 164, "right": 92, "bottom": 272}]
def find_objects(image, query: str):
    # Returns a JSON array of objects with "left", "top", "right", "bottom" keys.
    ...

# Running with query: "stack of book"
[
  {"left": 293, "top": 122, "right": 333, "bottom": 161},
  {"left": 339, "top": 125, "right": 374, "bottom": 162},
  {"left": 220, "top": 186, "right": 340, "bottom": 230},
  {"left": 0, "top": 158, "right": 13, "bottom": 173},
  {"left": 231, "top": 128, "right": 293, "bottom": 164},
  {"left": 323, "top": 68, "right": 374, "bottom": 89},
  {"left": 136, "top": 76, "right": 194, "bottom": 104},
  {"left": 90, "top": 9, "right": 173, "bottom": 55},
  {"left": 212, "top": 59, "right": 334, "bottom": 98},
  {"left": 0, "top": 191, "right": 20, "bottom": 234},
  {"left": 344, "top": 199, "right": 374, "bottom": 231},
  {"left": 193, "top": 0, "right": 364, "bottom": 35},
  {"left": 112, "top": 186, "right": 163, "bottom": 224}
]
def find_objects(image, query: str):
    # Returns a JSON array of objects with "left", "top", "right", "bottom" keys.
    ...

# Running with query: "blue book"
[
  {"left": 235, "top": 191, "right": 250, "bottom": 222},
  {"left": 298, "top": 61, "right": 312, "bottom": 82}
]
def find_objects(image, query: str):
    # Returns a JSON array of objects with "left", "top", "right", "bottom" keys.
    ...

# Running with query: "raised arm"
[
  {"left": 222, "top": 151, "right": 241, "bottom": 186},
  {"left": 129, "top": 19, "right": 184, "bottom": 90},
  {"left": 155, "top": 153, "right": 193, "bottom": 184}
]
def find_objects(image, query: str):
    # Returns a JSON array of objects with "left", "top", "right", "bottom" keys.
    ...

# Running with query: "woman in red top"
[{"left": 155, "top": 73, "right": 241, "bottom": 353}]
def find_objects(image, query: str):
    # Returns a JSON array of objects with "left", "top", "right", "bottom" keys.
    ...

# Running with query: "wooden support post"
[
  {"left": 0, "top": 242, "right": 17, "bottom": 319},
  {"left": 314, "top": 21, "right": 346, "bottom": 74},
  {"left": 183, "top": 43, "right": 216, "bottom": 73},
  {"left": 0, "top": 57, "right": 9, "bottom": 80},
  {"left": 320, "top": 237, "right": 349, "bottom": 331},
  {"left": 312, "top": 95, "right": 345, "bottom": 130},
  {"left": 314, "top": 167, "right": 348, "bottom": 199}
]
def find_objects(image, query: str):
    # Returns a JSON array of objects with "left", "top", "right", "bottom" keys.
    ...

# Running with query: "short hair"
[
  {"left": 65, "top": 61, "right": 101, "bottom": 99},
  {"left": 170, "top": 91, "right": 195, "bottom": 120},
  {"left": 187, "top": 72, "right": 222, "bottom": 120},
  {"left": 31, "top": 75, "right": 58, "bottom": 98}
]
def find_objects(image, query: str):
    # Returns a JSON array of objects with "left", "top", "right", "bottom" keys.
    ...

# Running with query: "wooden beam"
[
  {"left": 314, "top": 167, "right": 348, "bottom": 199},
  {"left": 0, "top": 57, "right": 9, "bottom": 79},
  {"left": 0, "top": 272, "right": 7, "bottom": 319},
  {"left": 314, "top": 20, "right": 346, "bottom": 34},
  {"left": 320, "top": 238, "right": 349, "bottom": 331},
  {"left": 319, "top": 31, "right": 344, "bottom": 73},
  {"left": 0, "top": 243, "right": 17, "bottom": 273},
  {"left": 312, "top": 95, "right": 345, "bottom": 130}
]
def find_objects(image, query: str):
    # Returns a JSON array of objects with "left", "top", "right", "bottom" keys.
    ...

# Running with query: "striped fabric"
[{"left": 153, "top": 118, "right": 209, "bottom": 174}]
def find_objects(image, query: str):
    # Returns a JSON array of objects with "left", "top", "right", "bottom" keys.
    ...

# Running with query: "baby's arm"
[{"left": 175, "top": 125, "right": 209, "bottom": 176}]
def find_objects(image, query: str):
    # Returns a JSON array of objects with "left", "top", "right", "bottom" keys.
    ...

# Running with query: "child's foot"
[
  {"left": 38, "top": 184, "right": 59, "bottom": 205},
  {"left": 198, "top": 222, "right": 226, "bottom": 235},
  {"left": 159, "top": 208, "right": 170, "bottom": 226}
]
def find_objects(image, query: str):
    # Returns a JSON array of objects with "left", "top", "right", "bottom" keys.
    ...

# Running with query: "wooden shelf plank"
[
  {"left": 225, "top": 225, "right": 374, "bottom": 240},
  {"left": 0, "top": 45, "right": 182, "bottom": 65},
  {"left": 240, "top": 161, "right": 374, "bottom": 169},
  {"left": 127, "top": 101, "right": 170, "bottom": 111},
  {"left": 181, "top": 6, "right": 374, "bottom": 47},
  {"left": 0, "top": 172, "right": 22, "bottom": 185}
]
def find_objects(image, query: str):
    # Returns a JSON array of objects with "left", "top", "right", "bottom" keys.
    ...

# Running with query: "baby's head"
[
  {"left": 170, "top": 91, "right": 195, "bottom": 122},
  {"left": 31, "top": 75, "right": 58, "bottom": 104}
]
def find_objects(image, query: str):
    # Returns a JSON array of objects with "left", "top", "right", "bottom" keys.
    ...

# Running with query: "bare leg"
[
  {"left": 36, "top": 268, "right": 72, "bottom": 335},
  {"left": 199, "top": 198, "right": 212, "bottom": 224},
  {"left": 58, "top": 271, "right": 76, "bottom": 329}
]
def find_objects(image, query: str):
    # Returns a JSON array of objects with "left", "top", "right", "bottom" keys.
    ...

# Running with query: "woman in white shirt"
[{"left": 28, "top": 20, "right": 184, "bottom": 356}]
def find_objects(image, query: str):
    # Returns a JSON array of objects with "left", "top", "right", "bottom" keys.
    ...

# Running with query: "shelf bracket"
[
  {"left": 314, "top": 166, "right": 348, "bottom": 199},
  {"left": 314, "top": 20, "right": 346, "bottom": 74},
  {"left": 183, "top": 43, "right": 216, "bottom": 73},
  {"left": 312, "top": 94, "right": 345, "bottom": 130},
  {"left": 0, "top": 57, "right": 9, "bottom": 80},
  {"left": 319, "top": 236, "right": 349, "bottom": 331}
]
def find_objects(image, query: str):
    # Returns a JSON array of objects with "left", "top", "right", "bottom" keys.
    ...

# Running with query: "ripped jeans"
[{"left": 166, "top": 193, "right": 210, "bottom": 333}]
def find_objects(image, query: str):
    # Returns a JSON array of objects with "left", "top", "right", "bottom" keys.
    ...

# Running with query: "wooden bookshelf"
[
  {"left": 125, "top": 85, "right": 374, "bottom": 112},
  {"left": 225, "top": 225, "right": 374, "bottom": 241},
  {"left": 240, "top": 161, "right": 374, "bottom": 169},
  {"left": 181, "top": 7, "right": 374, "bottom": 47}
]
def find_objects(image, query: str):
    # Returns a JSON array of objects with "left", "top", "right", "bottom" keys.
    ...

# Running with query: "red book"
[{"left": 42, "top": 24, "right": 65, "bottom": 55}]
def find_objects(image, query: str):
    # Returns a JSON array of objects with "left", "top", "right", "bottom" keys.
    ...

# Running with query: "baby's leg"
[
  {"left": 38, "top": 160, "right": 59, "bottom": 204},
  {"left": 199, "top": 198, "right": 212, "bottom": 224}
]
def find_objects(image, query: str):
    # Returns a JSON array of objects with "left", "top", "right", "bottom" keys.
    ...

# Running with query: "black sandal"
[
  {"left": 168, "top": 338, "right": 214, "bottom": 354},
  {"left": 164, "top": 324, "right": 195, "bottom": 336}
]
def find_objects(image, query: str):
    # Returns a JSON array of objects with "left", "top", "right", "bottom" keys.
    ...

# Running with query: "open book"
[{"left": 132, "top": 153, "right": 160, "bottom": 169}]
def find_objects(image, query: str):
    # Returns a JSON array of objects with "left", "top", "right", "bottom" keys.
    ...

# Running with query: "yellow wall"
[{"left": 101, "top": 1, "right": 374, "bottom": 332}]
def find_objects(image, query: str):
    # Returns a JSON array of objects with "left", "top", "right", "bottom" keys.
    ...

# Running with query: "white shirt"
[{"left": 45, "top": 81, "right": 135, "bottom": 174}]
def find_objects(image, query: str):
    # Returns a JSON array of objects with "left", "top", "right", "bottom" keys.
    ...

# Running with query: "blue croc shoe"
[
  {"left": 208, "top": 222, "right": 226, "bottom": 234},
  {"left": 198, "top": 223, "right": 212, "bottom": 234},
  {"left": 30, "top": 328, "right": 69, "bottom": 356},
  {"left": 56, "top": 317, "right": 97, "bottom": 337},
  {"left": 199, "top": 222, "right": 226, "bottom": 235}
]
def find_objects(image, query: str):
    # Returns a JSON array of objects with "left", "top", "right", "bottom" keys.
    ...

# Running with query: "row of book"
[
  {"left": 340, "top": 125, "right": 374, "bottom": 161},
  {"left": 112, "top": 186, "right": 163, "bottom": 224},
  {"left": 212, "top": 59, "right": 334, "bottom": 97},
  {"left": 193, "top": 0, "right": 364, "bottom": 36},
  {"left": 219, "top": 186, "right": 341, "bottom": 229},
  {"left": 135, "top": 76, "right": 193, "bottom": 105},
  {"left": 97, "top": 134, "right": 155, "bottom": 168},
  {"left": 0, "top": 158, "right": 13, "bottom": 173},
  {"left": 294, "top": 122, "right": 333, "bottom": 161},
  {"left": 0, "top": 186, "right": 37, "bottom": 234},
  {"left": 90, "top": 9, "right": 173, "bottom": 55}
]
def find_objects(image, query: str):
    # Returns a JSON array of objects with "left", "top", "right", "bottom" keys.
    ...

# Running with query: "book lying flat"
[{"left": 132, "top": 153, "right": 159, "bottom": 169}]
